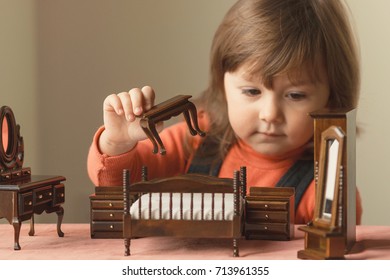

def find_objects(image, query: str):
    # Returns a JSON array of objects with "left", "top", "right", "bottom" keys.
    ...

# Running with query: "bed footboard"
[{"left": 123, "top": 166, "right": 247, "bottom": 257}]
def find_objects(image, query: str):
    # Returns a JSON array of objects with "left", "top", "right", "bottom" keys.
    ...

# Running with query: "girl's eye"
[
  {"left": 241, "top": 88, "right": 261, "bottom": 96},
  {"left": 286, "top": 92, "right": 306, "bottom": 101}
]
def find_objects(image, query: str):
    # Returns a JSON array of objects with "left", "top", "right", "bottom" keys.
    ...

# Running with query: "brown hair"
[{"left": 195, "top": 0, "right": 360, "bottom": 161}]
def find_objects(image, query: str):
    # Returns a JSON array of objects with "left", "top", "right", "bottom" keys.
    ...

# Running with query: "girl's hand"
[{"left": 99, "top": 86, "right": 162, "bottom": 156}]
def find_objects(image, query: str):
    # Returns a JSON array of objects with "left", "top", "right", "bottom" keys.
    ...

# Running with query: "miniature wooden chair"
[{"left": 139, "top": 95, "right": 205, "bottom": 155}]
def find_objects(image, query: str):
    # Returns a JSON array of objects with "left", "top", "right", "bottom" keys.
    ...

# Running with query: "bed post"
[
  {"left": 233, "top": 170, "right": 240, "bottom": 257},
  {"left": 141, "top": 165, "right": 148, "bottom": 181},
  {"left": 240, "top": 166, "right": 247, "bottom": 198},
  {"left": 123, "top": 169, "right": 131, "bottom": 256}
]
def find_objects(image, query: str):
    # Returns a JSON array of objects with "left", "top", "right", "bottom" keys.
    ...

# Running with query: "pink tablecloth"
[{"left": 0, "top": 224, "right": 389, "bottom": 260}]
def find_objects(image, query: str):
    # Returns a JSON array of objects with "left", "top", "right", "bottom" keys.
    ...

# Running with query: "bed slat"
[
  {"left": 148, "top": 193, "right": 152, "bottom": 219},
  {"left": 180, "top": 193, "right": 183, "bottom": 220},
  {"left": 201, "top": 193, "right": 204, "bottom": 220},
  {"left": 169, "top": 192, "right": 173, "bottom": 219},
  {"left": 159, "top": 192, "right": 162, "bottom": 219},
  {"left": 138, "top": 192, "right": 142, "bottom": 219},
  {"left": 212, "top": 193, "right": 215, "bottom": 220},
  {"left": 222, "top": 193, "right": 225, "bottom": 220},
  {"left": 190, "top": 193, "right": 194, "bottom": 220}
]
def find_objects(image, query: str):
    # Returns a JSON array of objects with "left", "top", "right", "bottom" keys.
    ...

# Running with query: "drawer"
[
  {"left": 246, "top": 210, "right": 288, "bottom": 223},
  {"left": 18, "top": 192, "right": 34, "bottom": 215},
  {"left": 245, "top": 222, "right": 288, "bottom": 235},
  {"left": 91, "top": 200, "right": 123, "bottom": 210},
  {"left": 92, "top": 209, "right": 123, "bottom": 221},
  {"left": 53, "top": 184, "right": 65, "bottom": 206},
  {"left": 91, "top": 221, "right": 123, "bottom": 232},
  {"left": 33, "top": 186, "right": 53, "bottom": 205},
  {"left": 246, "top": 200, "right": 288, "bottom": 211},
  {"left": 91, "top": 231, "right": 123, "bottom": 239}
]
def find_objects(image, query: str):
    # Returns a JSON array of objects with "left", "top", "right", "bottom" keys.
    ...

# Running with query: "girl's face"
[{"left": 224, "top": 64, "right": 330, "bottom": 157}]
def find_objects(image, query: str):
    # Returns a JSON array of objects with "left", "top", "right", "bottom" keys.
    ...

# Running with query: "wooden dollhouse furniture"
[
  {"left": 0, "top": 105, "right": 66, "bottom": 250},
  {"left": 89, "top": 186, "right": 124, "bottom": 238},
  {"left": 245, "top": 187, "right": 295, "bottom": 241},
  {"left": 122, "top": 166, "right": 246, "bottom": 257},
  {"left": 298, "top": 108, "right": 356, "bottom": 260},
  {"left": 139, "top": 95, "right": 205, "bottom": 155}
]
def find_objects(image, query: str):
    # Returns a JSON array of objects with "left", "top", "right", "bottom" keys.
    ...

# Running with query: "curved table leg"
[
  {"left": 187, "top": 103, "right": 206, "bottom": 136},
  {"left": 147, "top": 121, "right": 166, "bottom": 155},
  {"left": 183, "top": 109, "right": 197, "bottom": 136},
  {"left": 140, "top": 119, "right": 159, "bottom": 154},
  {"left": 28, "top": 215, "right": 35, "bottom": 236},
  {"left": 12, "top": 219, "right": 22, "bottom": 250},
  {"left": 56, "top": 206, "right": 65, "bottom": 237}
]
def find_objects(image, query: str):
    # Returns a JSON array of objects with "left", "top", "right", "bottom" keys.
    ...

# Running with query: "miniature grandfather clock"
[
  {"left": 0, "top": 106, "right": 66, "bottom": 250},
  {"left": 298, "top": 108, "right": 356, "bottom": 259}
]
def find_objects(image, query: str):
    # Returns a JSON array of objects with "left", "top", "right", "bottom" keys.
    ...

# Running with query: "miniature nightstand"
[
  {"left": 90, "top": 186, "right": 124, "bottom": 238},
  {"left": 245, "top": 187, "right": 294, "bottom": 240}
]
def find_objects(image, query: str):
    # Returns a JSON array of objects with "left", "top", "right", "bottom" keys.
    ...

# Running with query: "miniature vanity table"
[
  {"left": 0, "top": 105, "right": 66, "bottom": 250},
  {"left": 0, "top": 175, "right": 66, "bottom": 250}
]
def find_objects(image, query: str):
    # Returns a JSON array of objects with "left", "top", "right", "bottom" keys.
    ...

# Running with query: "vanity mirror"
[
  {"left": 0, "top": 106, "right": 66, "bottom": 250},
  {"left": 0, "top": 105, "right": 31, "bottom": 180}
]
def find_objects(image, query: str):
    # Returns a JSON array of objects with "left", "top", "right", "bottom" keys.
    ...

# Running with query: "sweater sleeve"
[{"left": 87, "top": 122, "right": 197, "bottom": 186}]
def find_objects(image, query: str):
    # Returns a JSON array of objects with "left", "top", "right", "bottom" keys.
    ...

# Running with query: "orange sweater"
[{"left": 87, "top": 121, "right": 362, "bottom": 224}]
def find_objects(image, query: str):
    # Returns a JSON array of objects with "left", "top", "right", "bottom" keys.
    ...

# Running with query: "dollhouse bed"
[{"left": 122, "top": 166, "right": 247, "bottom": 257}]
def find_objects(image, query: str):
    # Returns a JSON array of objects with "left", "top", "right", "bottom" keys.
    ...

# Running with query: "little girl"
[{"left": 87, "top": 0, "right": 362, "bottom": 224}]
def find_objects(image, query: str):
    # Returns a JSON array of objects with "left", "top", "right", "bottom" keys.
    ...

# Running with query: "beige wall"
[
  {"left": 346, "top": 0, "right": 390, "bottom": 225},
  {"left": 0, "top": 1, "right": 38, "bottom": 169},
  {"left": 1, "top": 0, "right": 389, "bottom": 225}
]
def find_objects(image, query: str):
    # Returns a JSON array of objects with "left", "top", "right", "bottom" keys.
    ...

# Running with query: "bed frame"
[{"left": 123, "top": 166, "right": 247, "bottom": 257}]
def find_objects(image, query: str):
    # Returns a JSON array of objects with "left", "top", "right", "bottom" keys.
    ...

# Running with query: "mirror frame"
[
  {"left": 0, "top": 106, "right": 18, "bottom": 170},
  {"left": 313, "top": 125, "right": 345, "bottom": 231}
]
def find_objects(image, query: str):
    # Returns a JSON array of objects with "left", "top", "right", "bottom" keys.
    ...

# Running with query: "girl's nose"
[{"left": 258, "top": 95, "right": 283, "bottom": 123}]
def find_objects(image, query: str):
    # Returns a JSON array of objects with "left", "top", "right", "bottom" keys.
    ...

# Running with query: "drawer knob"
[
  {"left": 264, "top": 226, "right": 268, "bottom": 230},
  {"left": 28, "top": 201, "right": 32, "bottom": 206},
  {"left": 38, "top": 195, "right": 43, "bottom": 199},
  {"left": 264, "top": 204, "right": 268, "bottom": 208},
  {"left": 60, "top": 193, "right": 64, "bottom": 197},
  {"left": 109, "top": 213, "right": 114, "bottom": 217},
  {"left": 265, "top": 214, "right": 269, "bottom": 219},
  {"left": 110, "top": 225, "right": 114, "bottom": 229},
  {"left": 109, "top": 203, "right": 113, "bottom": 207},
  {"left": 49, "top": 192, "right": 52, "bottom": 196}
]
